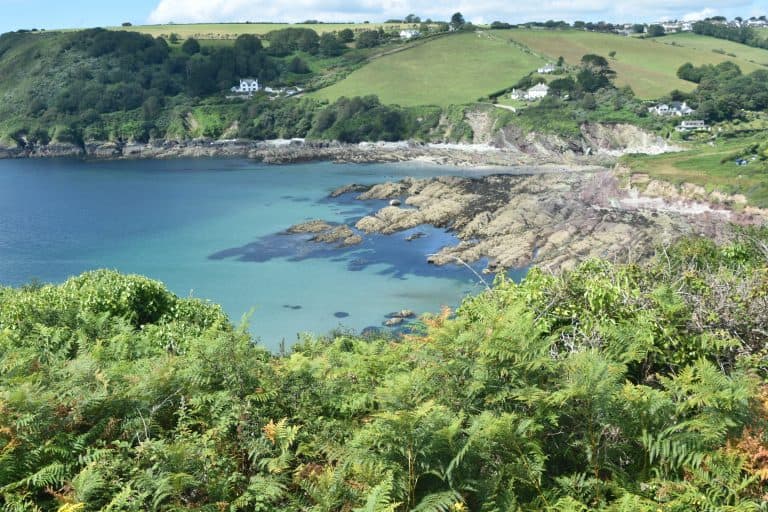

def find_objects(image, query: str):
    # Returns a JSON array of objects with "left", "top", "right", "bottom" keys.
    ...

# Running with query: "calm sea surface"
[{"left": 0, "top": 158, "right": 524, "bottom": 349}]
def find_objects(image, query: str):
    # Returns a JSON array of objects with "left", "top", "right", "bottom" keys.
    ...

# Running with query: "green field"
[
  {"left": 508, "top": 30, "right": 765, "bottom": 99},
  {"left": 664, "top": 32, "right": 768, "bottom": 66},
  {"left": 311, "top": 31, "right": 545, "bottom": 107},
  {"left": 114, "top": 22, "right": 417, "bottom": 40},
  {"left": 624, "top": 135, "right": 768, "bottom": 207}
]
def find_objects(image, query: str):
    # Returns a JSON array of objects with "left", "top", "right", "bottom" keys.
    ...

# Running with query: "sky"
[{"left": 0, "top": 0, "right": 765, "bottom": 34}]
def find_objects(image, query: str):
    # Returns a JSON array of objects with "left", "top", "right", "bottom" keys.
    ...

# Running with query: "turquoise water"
[{"left": 0, "top": 158, "right": 521, "bottom": 349}]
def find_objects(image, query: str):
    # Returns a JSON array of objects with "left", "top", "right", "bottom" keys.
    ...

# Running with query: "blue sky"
[{"left": 0, "top": 0, "right": 765, "bottom": 34}]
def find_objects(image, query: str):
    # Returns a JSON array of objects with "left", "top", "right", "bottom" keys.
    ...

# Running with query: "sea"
[{"left": 0, "top": 158, "right": 526, "bottom": 350}]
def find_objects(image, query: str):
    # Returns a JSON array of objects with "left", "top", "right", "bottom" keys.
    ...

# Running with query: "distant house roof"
[{"left": 528, "top": 83, "right": 550, "bottom": 93}]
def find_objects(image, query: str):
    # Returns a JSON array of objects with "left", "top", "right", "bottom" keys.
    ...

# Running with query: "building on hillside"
[
  {"left": 537, "top": 63, "right": 556, "bottom": 74},
  {"left": 230, "top": 78, "right": 260, "bottom": 94},
  {"left": 676, "top": 120, "right": 708, "bottom": 132},
  {"left": 400, "top": 29, "right": 420, "bottom": 39},
  {"left": 526, "top": 83, "right": 550, "bottom": 100},
  {"left": 655, "top": 20, "right": 693, "bottom": 33},
  {"left": 648, "top": 101, "right": 695, "bottom": 117},
  {"left": 746, "top": 19, "right": 768, "bottom": 28},
  {"left": 510, "top": 83, "right": 550, "bottom": 101}
]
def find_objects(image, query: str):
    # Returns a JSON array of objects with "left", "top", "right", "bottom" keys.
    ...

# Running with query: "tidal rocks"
[
  {"left": 286, "top": 220, "right": 334, "bottom": 234},
  {"left": 337, "top": 171, "right": 748, "bottom": 273},
  {"left": 286, "top": 220, "right": 363, "bottom": 247},
  {"left": 405, "top": 232, "right": 426, "bottom": 241},
  {"left": 330, "top": 183, "right": 371, "bottom": 197}
]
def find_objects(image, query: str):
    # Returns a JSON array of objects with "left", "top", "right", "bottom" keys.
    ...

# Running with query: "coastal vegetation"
[
  {"left": 3, "top": 232, "right": 768, "bottom": 510},
  {"left": 507, "top": 29, "right": 766, "bottom": 98}
]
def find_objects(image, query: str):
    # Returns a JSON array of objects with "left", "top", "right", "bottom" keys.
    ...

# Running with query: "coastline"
[{"left": 0, "top": 138, "right": 615, "bottom": 169}]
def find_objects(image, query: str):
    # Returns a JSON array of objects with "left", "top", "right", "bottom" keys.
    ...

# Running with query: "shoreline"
[
  {"left": 0, "top": 138, "right": 615, "bottom": 169},
  {"left": 297, "top": 171, "right": 768, "bottom": 274}
]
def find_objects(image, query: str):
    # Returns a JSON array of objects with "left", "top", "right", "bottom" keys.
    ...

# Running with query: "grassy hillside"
[
  {"left": 664, "top": 32, "right": 768, "bottom": 66},
  {"left": 508, "top": 29, "right": 766, "bottom": 99},
  {"left": 623, "top": 132, "right": 768, "bottom": 207},
  {"left": 311, "top": 31, "right": 545, "bottom": 107},
  {"left": 114, "top": 22, "right": 419, "bottom": 40}
]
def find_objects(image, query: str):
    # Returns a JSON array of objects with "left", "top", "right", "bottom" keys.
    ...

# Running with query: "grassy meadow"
[
  {"left": 113, "top": 22, "right": 419, "bottom": 40},
  {"left": 508, "top": 30, "right": 766, "bottom": 99},
  {"left": 663, "top": 32, "right": 768, "bottom": 66},
  {"left": 624, "top": 135, "right": 768, "bottom": 207},
  {"left": 311, "top": 31, "right": 545, "bottom": 107}
]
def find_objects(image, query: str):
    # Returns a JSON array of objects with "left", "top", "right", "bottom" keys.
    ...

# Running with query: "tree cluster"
[
  {"left": 693, "top": 20, "right": 768, "bottom": 49},
  {"left": 677, "top": 61, "right": 768, "bottom": 121}
]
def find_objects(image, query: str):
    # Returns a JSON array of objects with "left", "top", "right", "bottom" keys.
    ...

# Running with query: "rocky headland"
[{"left": 293, "top": 170, "right": 766, "bottom": 273}]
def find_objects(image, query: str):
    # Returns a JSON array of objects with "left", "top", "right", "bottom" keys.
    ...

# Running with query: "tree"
[
  {"left": 338, "top": 28, "right": 355, "bottom": 43},
  {"left": 450, "top": 12, "right": 465, "bottom": 31},
  {"left": 609, "top": 50, "right": 616, "bottom": 59},
  {"left": 318, "top": 33, "right": 343, "bottom": 57},
  {"left": 582, "top": 92, "right": 597, "bottom": 109},
  {"left": 356, "top": 30, "right": 381, "bottom": 48},
  {"left": 549, "top": 76, "right": 576, "bottom": 95},
  {"left": 632, "top": 24, "right": 645, "bottom": 33},
  {"left": 181, "top": 37, "right": 200, "bottom": 55},
  {"left": 648, "top": 24, "right": 666, "bottom": 37},
  {"left": 577, "top": 54, "right": 616, "bottom": 92},
  {"left": 287, "top": 56, "right": 310, "bottom": 74}
]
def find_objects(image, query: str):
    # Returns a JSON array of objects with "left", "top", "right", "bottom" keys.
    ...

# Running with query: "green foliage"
[{"left": 3, "top": 235, "right": 768, "bottom": 511}]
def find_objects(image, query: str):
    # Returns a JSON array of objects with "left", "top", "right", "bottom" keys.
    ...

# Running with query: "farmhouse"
[
  {"left": 537, "top": 63, "right": 556, "bottom": 74},
  {"left": 526, "top": 83, "right": 550, "bottom": 100},
  {"left": 400, "top": 29, "right": 420, "bottom": 39},
  {"left": 510, "top": 83, "right": 550, "bottom": 101},
  {"left": 230, "top": 78, "right": 260, "bottom": 94},
  {"left": 676, "top": 120, "right": 708, "bottom": 132},
  {"left": 648, "top": 101, "right": 695, "bottom": 117}
]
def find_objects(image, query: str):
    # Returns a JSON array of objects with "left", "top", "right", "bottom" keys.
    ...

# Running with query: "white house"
[
  {"left": 537, "top": 63, "right": 556, "bottom": 74},
  {"left": 648, "top": 101, "right": 695, "bottom": 117},
  {"left": 400, "top": 29, "right": 420, "bottom": 39},
  {"left": 510, "top": 83, "right": 550, "bottom": 101},
  {"left": 676, "top": 120, "right": 708, "bottom": 132},
  {"left": 231, "top": 78, "right": 260, "bottom": 94},
  {"left": 526, "top": 83, "right": 550, "bottom": 100}
]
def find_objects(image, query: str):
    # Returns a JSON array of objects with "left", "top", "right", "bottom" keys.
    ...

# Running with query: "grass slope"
[
  {"left": 114, "top": 22, "right": 416, "bottom": 39},
  {"left": 311, "top": 31, "right": 545, "bottom": 107},
  {"left": 508, "top": 30, "right": 765, "bottom": 99},
  {"left": 624, "top": 134, "right": 768, "bottom": 207}
]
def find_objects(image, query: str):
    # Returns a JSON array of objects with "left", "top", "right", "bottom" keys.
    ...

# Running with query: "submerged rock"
[{"left": 330, "top": 183, "right": 371, "bottom": 197}]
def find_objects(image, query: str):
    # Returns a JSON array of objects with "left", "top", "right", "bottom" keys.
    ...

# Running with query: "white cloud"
[
  {"left": 682, "top": 7, "right": 717, "bottom": 21},
  {"left": 147, "top": 0, "right": 762, "bottom": 25}
]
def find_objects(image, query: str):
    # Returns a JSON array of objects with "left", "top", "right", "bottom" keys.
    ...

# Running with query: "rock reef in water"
[
  {"left": 333, "top": 171, "right": 764, "bottom": 273},
  {"left": 285, "top": 220, "right": 363, "bottom": 247}
]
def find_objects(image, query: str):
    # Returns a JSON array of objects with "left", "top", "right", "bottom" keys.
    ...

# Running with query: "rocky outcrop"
[
  {"left": 343, "top": 172, "right": 764, "bottom": 273},
  {"left": 0, "top": 121, "right": 680, "bottom": 167},
  {"left": 580, "top": 123, "right": 680, "bottom": 156},
  {"left": 286, "top": 220, "right": 362, "bottom": 247}
]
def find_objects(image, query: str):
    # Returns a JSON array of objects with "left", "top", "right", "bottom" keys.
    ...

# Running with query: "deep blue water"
[{"left": 0, "top": 158, "right": 524, "bottom": 349}]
